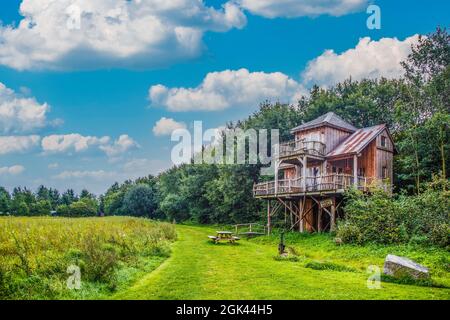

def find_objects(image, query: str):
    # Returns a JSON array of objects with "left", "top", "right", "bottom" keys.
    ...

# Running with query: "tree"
[
  {"left": 61, "top": 189, "right": 78, "bottom": 205},
  {"left": 69, "top": 198, "right": 98, "bottom": 217},
  {"left": 122, "top": 184, "right": 158, "bottom": 217},
  {"left": 16, "top": 202, "right": 29, "bottom": 216}
]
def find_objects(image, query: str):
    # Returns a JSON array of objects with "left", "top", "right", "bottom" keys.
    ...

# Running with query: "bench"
[{"left": 208, "top": 235, "right": 240, "bottom": 244}]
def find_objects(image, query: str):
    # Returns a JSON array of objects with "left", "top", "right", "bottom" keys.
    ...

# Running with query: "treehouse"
[{"left": 253, "top": 112, "right": 395, "bottom": 233}]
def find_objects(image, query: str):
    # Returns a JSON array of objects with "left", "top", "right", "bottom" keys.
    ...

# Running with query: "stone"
[{"left": 383, "top": 254, "right": 430, "bottom": 280}]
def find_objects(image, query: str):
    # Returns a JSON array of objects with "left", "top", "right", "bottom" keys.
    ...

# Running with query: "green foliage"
[
  {"left": 68, "top": 198, "right": 98, "bottom": 217},
  {"left": 122, "top": 184, "right": 158, "bottom": 217},
  {"left": 338, "top": 177, "right": 450, "bottom": 247}
]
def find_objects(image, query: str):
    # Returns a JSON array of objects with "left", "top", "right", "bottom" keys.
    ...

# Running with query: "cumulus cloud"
[
  {"left": 149, "top": 68, "right": 306, "bottom": 111},
  {"left": 0, "top": 0, "right": 246, "bottom": 70},
  {"left": 99, "top": 134, "right": 139, "bottom": 157},
  {"left": 302, "top": 35, "right": 420, "bottom": 86},
  {"left": 0, "top": 82, "right": 50, "bottom": 134},
  {"left": 152, "top": 117, "right": 187, "bottom": 136},
  {"left": 237, "top": 0, "right": 368, "bottom": 18},
  {"left": 41, "top": 133, "right": 138, "bottom": 157},
  {"left": 0, "top": 135, "right": 41, "bottom": 155},
  {"left": 0, "top": 165, "right": 25, "bottom": 175},
  {"left": 53, "top": 170, "right": 115, "bottom": 180},
  {"left": 41, "top": 134, "right": 110, "bottom": 154}
]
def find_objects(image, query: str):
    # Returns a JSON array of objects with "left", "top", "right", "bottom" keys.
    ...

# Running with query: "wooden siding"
[
  {"left": 358, "top": 140, "right": 377, "bottom": 178},
  {"left": 294, "top": 125, "right": 352, "bottom": 154}
]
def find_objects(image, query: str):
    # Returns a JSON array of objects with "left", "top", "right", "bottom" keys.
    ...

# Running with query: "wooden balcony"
[
  {"left": 278, "top": 140, "right": 326, "bottom": 160},
  {"left": 253, "top": 174, "right": 378, "bottom": 197}
]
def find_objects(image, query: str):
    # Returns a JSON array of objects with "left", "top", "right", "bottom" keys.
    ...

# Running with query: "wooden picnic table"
[{"left": 208, "top": 231, "right": 240, "bottom": 244}]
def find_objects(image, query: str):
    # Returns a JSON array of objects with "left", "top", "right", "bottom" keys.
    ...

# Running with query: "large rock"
[{"left": 383, "top": 254, "right": 430, "bottom": 280}]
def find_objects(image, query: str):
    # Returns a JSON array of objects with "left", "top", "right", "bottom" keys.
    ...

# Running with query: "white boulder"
[{"left": 383, "top": 254, "right": 430, "bottom": 280}]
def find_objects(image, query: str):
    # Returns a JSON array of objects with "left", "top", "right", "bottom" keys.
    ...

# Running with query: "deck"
[
  {"left": 253, "top": 174, "right": 375, "bottom": 198},
  {"left": 278, "top": 140, "right": 326, "bottom": 160}
]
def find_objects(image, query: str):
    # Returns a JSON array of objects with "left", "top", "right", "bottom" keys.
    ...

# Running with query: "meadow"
[
  {"left": 0, "top": 218, "right": 449, "bottom": 300},
  {"left": 0, "top": 216, "right": 176, "bottom": 299}
]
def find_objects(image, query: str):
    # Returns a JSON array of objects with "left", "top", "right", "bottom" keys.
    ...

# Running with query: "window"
[
  {"left": 381, "top": 136, "right": 387, "bottom": 148},
  {"left": 382, "top": 166, "right": 388, "bottom": 179}
]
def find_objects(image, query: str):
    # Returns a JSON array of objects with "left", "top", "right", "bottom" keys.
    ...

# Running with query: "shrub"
[{"left": 338, "top": 178, "right": 449, "bottom": 247}]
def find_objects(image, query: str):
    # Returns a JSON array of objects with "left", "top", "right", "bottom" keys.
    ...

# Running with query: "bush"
[
  {"left": 69, "top": 198, "right": 98, "bottom": 217},
  {"left": 337, "top": 178, "right": 449, "bottom": 247}
]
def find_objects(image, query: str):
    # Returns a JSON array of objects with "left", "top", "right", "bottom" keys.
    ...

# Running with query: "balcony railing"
[
  {"left": 253, "top": 174, "right": 383, "bottom": 196},
  {"left": 278, "top": 140, "right": 326, "bottom": 158}
]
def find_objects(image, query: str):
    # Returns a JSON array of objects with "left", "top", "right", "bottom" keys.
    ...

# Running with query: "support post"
[
  {"left": 330, "top": 197, "right": 336, "bottom": 232},
  {"left": 353, "top": 155, "right": 358, "bottom": 188},
  {"left": 274, "top": 160, "right": 279, "bottom": 194},
  {"left": 302, "top": 156, "right": 307, "bottom": 190},
  {"left": 318, "top": 206, "right": 323, "bottom": 232},
  {"left": 299, "top": 198, "right": 304, "bottom": 233},
  {"left": 267, "top": 200, "right": 271, "bottom": 235}
]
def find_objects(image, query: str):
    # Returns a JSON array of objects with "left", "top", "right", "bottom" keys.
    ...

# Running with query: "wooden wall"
[
  {"left": 358, "top": 140, "right": 377, "bottom": 178},
  {"left": 294, "top": 125, "right": 352, "bottom": 154},
  {"left": 375, "top": 129, "right": 394, "bottom": 182}
]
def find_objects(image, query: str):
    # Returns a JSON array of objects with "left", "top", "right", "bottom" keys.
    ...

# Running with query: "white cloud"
[
  {"left": 0, "top": 0, "right": 246, "bottom": 71},
  {"left": 237, "top": 0, "right": 368, "bottom": 18},
  {"left": 149, "top": 68, "right": 306, "bottom": 111},
  {"left": 99, "top": 134, "right": 139, "bottom": 156},
  {"left": 0, "top": 135, "right": 41, "bottom": 155},
  {"left": 302, "top": 35, "right": 420, "bottom": 86},
  {"left": 48, "top": 163, "right": 59, "bottom": 169},
  {"left": 0, "top": 82, "right": 50, "bottom": 134},
  {"left": 0, "top": 165, "right": 25, "bottom": 175},
  {"left": 53, "top": 170, "right": 115, "bottom": 180},
  {"left": 152, "top": 117, "right": 187, "bottom": 136},
  {"left": 41, "top": 134, "right": 110, "bottom": 154},
  {"left": 41, "top": 133, "right": 138, "bottom": 157}
]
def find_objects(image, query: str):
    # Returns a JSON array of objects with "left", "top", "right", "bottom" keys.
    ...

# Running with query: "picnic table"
[{"left": 208, "top": 231, "right": 240, "bottom": 244}]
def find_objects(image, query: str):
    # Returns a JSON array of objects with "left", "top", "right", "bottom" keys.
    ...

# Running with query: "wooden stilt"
[
  {"left": 318, "top": 206, "right": 323, "bottom": 232},
  {"left": 330, "top": 197, "right": 336, "bottom": 232},
  {"left": 267, "top": 200, "right": 271, "bottom": 235}
]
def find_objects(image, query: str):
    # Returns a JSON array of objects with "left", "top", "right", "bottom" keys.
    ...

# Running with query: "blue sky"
[{"left": 0, "top": 0, "right": 448, "bottom": 194}]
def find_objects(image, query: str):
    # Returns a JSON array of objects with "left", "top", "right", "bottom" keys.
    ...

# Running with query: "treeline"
[{"left": 1, "top": 28, "right": 448, "bottom": 227}]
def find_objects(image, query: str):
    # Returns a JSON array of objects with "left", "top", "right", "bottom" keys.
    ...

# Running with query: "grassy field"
[
  {"left": 115, "top": 225, "right": 450, "bottom": 300},
  {"left": 0, "top": 218, "right": 449, "bottom": 300},
  {"left": 0, "top": 216, "right": 176, "bottom": 299}
]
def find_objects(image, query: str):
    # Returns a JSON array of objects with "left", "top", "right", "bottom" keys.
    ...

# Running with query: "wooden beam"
[
  {"left": 318, "top": 206, "right": 322, "bottom": 232},
  {"left": 353, "top": 155, "right": 358, "bottom": 187},
  {"left": 267, "top": 200, "right": 271, "bottom": 235},
  {"left": 330, "top": 197, "right": 336, "bottom": 232}
]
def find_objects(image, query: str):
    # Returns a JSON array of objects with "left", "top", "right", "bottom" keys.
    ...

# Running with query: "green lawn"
[{"left": 114, "top": 225, "right": 450, "bottom": 300}]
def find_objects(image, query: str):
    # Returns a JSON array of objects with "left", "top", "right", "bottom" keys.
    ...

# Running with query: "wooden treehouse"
[{"left": 253, "top": 112, "right": 395, "bottom": 233}]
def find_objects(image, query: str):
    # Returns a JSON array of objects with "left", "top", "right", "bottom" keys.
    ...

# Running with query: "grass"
[
  {"left": 0, "top": 216, "right": 176, "bottom": 299},
  {"left": 1, "top": 218, "right": 449, "bottom": 300},
  {"left": 115, "top": 225, "right": 450, "bottom": 300}
]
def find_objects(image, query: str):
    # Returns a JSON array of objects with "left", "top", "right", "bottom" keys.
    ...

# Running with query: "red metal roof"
[{"left": 327, "top": 124, "right": 386, "bottom": 158}]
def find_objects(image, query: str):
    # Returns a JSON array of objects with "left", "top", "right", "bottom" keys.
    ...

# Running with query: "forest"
[{"left": 0, "top": 28, "right": 448, "bottom": 247}]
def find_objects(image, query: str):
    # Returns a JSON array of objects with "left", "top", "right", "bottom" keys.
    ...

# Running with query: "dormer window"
[{"left": 381, "top": 136, "right": 387, "bottom": 148}]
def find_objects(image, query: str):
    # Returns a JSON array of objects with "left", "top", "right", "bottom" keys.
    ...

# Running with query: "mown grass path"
[{"left": 114, "top": 225, "right": 449, "bottom": 300}]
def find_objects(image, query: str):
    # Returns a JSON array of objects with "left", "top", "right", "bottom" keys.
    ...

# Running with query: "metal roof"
[
  {"left": 291, "top": 112, "right": 357, "bottom": 133},
  {"left": 327, "top": 124, "right": 386, "bottom": 158}
]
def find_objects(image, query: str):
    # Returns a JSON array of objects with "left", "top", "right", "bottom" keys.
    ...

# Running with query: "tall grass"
[{"left": 0, "top": 216, "right": 176, "bottom": 299}]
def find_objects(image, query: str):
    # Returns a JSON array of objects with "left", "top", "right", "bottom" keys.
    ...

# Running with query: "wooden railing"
[
  {"left": 279, "top": 140, "right": 326, "bottom": 158},
  {"left": 253, "top": 174, "right": 374, "bottom": 196}
]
